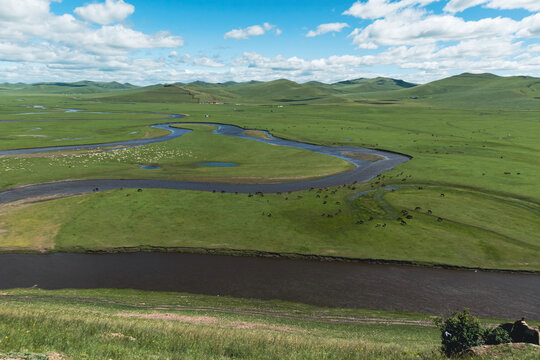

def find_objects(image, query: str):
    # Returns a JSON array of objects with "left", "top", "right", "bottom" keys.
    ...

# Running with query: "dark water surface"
[{"left": 0, "top": 252, "right": 538, "bottom": 320}]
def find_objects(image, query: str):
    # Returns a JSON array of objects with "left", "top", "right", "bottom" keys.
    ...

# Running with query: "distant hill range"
[
  {"left": 0, "top": 81, "right": 137, "bottom": 94},
  {"left": 1, "top": 73, "right": 539, "bottom": 109}
]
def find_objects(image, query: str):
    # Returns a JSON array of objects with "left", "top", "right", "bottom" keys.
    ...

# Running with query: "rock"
[
  {"left": 499, "top": 320, "right": 540, "bottom": 345},
  {"left": 466, "top": 343, "right": 540, "bottom": 357}
]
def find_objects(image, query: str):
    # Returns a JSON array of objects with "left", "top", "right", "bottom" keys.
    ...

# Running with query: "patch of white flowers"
[{"left": 0, "top": 144, "right": 194, "bottom": 173}]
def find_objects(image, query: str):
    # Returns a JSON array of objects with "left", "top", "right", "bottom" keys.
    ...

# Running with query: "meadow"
[
  {"left": 0, "top": 91, "right": 538, "bottom": 271},
  {"left": 1, "top": 288, "right": 538, "bottom": 360},
  {"left": 0, "top": 77, "right": 539, "bottom": 359}
]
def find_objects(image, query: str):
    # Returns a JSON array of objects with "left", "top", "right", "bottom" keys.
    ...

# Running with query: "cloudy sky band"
[{"left": 0, "top": 0, "right": 538, "bottom": 84}]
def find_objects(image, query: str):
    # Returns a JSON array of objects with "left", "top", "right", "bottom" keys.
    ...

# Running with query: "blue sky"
[{"left": 0, "top": 0, "right": 539, "bottom": 84}]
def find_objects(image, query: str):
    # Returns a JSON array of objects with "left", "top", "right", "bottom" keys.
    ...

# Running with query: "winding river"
[
  {"left": 0, "top": 119, "right": 410, "bottom": 200},
  {"left": 1, "top": 115, "right": 539, "bottom": 319}
]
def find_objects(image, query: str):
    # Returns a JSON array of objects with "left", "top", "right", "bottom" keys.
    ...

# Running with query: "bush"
[
  {"left": 483, "top": 326, "right": 512, "bottom": 345},
  {"left": 435, "top": 309, "right": 485, "bottom": 357}
]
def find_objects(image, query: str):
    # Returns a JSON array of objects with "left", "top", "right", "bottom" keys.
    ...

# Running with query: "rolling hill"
[
  {"left": 368, "top": 73, "right": 540, "bottom": 109},
  {"left": 2, "top": 74, "right": 539, "bottom": 109},
  {"left": 0, "top": 81, "right": 137, "bottom": 94}
]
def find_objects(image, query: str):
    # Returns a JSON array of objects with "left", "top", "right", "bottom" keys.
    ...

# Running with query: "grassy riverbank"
[
  {"left": 1, "top": 186, "right": 538, "bottom": 271},
  {"left": 1, "top": 288, "right": 538, "bottom": 360}
]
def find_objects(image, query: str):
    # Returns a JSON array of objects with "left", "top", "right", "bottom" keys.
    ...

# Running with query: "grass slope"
[
  {"left": 96, "top": 85, "right": 203, "bottom": 104},
  {"left": 0, "top": 81, "right": 137, "bottom": 94},
  {"left": 370, "top": 73, "right": 540, "bottom": 109},
  {"left": 0, "top": 289, "right": 537, "bottom": 360}
]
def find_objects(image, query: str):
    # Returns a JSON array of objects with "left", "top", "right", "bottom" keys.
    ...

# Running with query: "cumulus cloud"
[
  {"left": 343, "top": 0, "right": 437, "bottom": 19},
  {"left": 224, "top": 23, "right": 280, "bottom": 39},
  {"left": 193, "top": 57, "right": 225, "bottom": 67},
  {"left": 445, "top": 0, "right": 540, "bottom": 13},
  {"left": 74, "top": 0, "right": 135, "bottom": 25},
  {"left": 0, "top": 0, "right": 184, "bottom": 83},
  {"left": 306, "top": 23, "right": 349, "bottom": 37}
]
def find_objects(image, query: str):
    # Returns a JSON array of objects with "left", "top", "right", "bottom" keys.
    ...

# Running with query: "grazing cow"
[
  {"left": 440, "top": 193, "right": 445, "bottom": 197},
  {"left": 437, "top": 217, "right": 443, "bottom": 222},
  {"left": 427, "top": 210, "right": 433, "bottom": 214}
]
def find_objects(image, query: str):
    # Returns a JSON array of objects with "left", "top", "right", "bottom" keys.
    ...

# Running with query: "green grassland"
[
  {"left": 0, "top": 123, "right": 352, "bottom": 190},
  {"left": 1, "top": 288, "right": 538, "bottom": 360},
  {"left": 1, "top": 75, "right": 540, "bottom": 359},
  {"left": 0, "top": 74, "right": 539, "bottom": 272}
]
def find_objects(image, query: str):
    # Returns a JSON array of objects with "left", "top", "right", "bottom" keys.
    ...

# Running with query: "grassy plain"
[
  {"left": 0, "top": 77, "right": 539, "bottom": 359},
  {"left": 0, "top": 90, "right": 539, "bottom": 270}
]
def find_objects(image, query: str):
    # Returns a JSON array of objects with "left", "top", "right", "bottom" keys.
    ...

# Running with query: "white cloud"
[
  {"left": 343, "top": 0, "right": 438, "bottom": 19},
  {"left": 445, "top": 0, "right": 540, "bottom": 13},
  {"left": 193, "top": 57, "right": 225, "bottom": 67},
  {"left": 74, "top": 0, "right": 135, "bottom": 25},
  {"left": 0, "top": 0, "right": 55, "bottom": 21},
  {"left": 306, "top": 23, "right": 349, "bottom": 37},
  {"left": 0, "top": 0, "right": 183, "bottom": 57},
  {"left": 224, "top": 23, "right": 280, "bottom": 39}
]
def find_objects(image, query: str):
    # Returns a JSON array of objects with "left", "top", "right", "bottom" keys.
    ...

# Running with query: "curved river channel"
[{"left": 1, "top": 115, "right": 539, "bottom": 319}]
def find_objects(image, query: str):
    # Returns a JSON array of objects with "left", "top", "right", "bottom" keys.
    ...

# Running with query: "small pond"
[{"left": 139, "top": 165, "right": 160, "bottom": 170}]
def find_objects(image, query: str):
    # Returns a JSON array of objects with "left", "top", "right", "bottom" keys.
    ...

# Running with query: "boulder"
[{"left": 498, "top": 320, "right": 540, "bottom": 345}]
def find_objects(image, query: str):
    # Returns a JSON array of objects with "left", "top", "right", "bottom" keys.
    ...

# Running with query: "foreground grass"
[
  {"left": 0, "top": 289, "right": 537, "bottom": 360},
  {"left": 0, "top": 288, "right": 442, "bottom": 359}
]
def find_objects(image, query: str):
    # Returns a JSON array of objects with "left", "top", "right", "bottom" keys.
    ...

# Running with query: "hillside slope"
[{"left": 370, "top": 73, "right": 540, "bottom": 109}]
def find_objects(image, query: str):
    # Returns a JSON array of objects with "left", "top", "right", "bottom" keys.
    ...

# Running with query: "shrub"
[
  {"left": 483, "top": 326, "right": 512, "bottom": 345},
  {"left": 435, "top": 309, "right": 485, "bottom": 357}
]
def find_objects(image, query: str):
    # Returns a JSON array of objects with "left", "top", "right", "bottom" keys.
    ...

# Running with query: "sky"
[{"left": 0, "top": 0, "right": 539, "bottom": 84}]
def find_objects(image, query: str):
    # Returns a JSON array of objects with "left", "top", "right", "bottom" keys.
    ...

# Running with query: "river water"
[{"left": 0, "top": 252, "right": 538, "bottom": 320}]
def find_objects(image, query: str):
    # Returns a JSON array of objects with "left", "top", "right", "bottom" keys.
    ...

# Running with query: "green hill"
[
  {"left": 2, "top": 74, "right": 538, "bottom": 109},
  {"left": 1, "top": 81, "right": 138, "bottom": 94},
  {"left": 369, "top": 73, "right": 540, "bottom": 109},
  {"left": 96, "top": 85, "right": 207, "bottom": 104},
  {"left": 333, "top": 77, "right": 417, "bottom": 93}
]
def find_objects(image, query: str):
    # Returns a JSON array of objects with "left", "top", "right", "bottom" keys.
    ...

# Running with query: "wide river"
[{"left": 0, "top": 252, "right": 538, "bottom": 320}]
